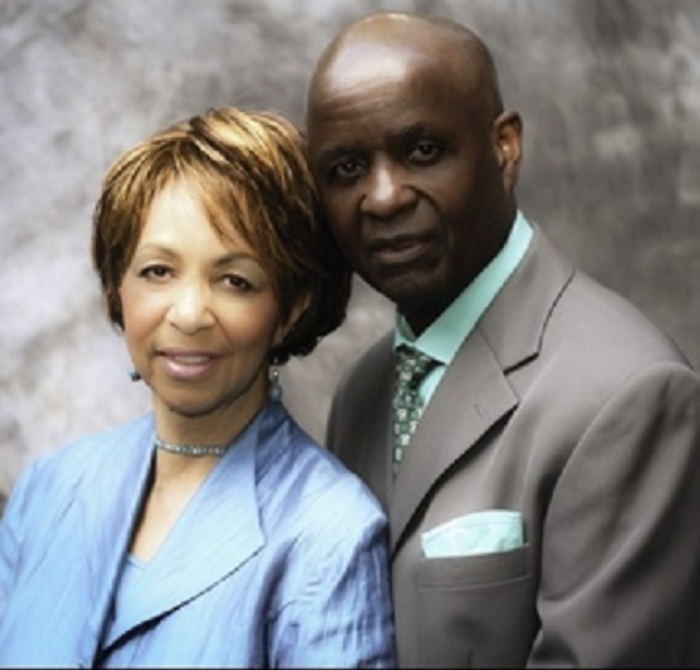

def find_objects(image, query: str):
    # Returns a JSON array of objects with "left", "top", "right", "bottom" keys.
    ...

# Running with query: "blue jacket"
[{"left": 0, "top": 401, "right": 396, "bottom": 667}]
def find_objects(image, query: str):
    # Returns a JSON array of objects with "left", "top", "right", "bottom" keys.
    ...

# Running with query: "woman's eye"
[
  {"left": 139, "top": 265, "right": 171, "bottom": 280},
  {"left": 225, "top": 274, "right": 254, "bottom": 292}
]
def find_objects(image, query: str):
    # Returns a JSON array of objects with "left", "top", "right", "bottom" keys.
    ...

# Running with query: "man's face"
[{"left": 307, "top": 39, "right": 515, "bottom": 334}]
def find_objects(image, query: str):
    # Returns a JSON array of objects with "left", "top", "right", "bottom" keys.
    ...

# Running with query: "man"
[{"left": 305, "top": 10, "right": 700, "bottom": 668}]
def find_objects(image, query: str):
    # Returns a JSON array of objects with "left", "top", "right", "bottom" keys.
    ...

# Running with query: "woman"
[{"left": 0, "top": 107, "right": 395, "bottom": 667}]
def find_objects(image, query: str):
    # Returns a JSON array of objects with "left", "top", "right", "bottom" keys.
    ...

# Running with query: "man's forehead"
[
  {"left": 319, "top": 41, "right": 421, "bottom": 90},
  {"left": 321, "top": 31, "right": 472, "bottom": 90}
]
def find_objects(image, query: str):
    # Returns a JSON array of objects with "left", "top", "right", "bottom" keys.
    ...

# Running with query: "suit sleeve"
[{"left": 529, "top": 361, "right": 700, "bottom": 667}]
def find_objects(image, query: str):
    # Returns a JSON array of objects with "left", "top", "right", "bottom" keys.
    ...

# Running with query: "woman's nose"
[{"left": 167, "top": 281, "right": 215, "bottom": 333}]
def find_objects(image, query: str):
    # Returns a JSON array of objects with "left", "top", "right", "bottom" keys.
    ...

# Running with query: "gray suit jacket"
[{"left": 327, "top": 226, "right": 700, "bottom": 668}]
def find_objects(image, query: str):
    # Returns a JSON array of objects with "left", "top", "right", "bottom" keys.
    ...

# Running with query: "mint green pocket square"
[{"left": 421, "top": 509, "right": 523, "bottom": 558}]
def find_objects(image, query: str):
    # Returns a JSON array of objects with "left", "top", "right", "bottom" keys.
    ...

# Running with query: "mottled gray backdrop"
[{"left": 2, "top": 0, "right": 699, "bottom": 507}]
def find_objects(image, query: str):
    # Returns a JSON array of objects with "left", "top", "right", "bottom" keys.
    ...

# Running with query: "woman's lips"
[{"left": 159, "top": 351, "right": 219, "bottom": 381}]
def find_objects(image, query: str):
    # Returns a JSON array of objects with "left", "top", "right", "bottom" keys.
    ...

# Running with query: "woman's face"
[{"left": 119, "top": 178, "right": 287, "bottom": 427}]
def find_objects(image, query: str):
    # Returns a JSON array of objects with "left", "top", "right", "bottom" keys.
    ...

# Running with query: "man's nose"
[
  {"left": 360, "top": 160, "right": 415, "bottom": 219},
  {"left": 167, "top": 280, "right": 216, "bottom": 334}
]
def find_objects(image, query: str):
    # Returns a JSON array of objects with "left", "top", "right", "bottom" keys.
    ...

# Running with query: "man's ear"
[{"left": 493, "top": 110, "right": 523, "bottom": 194}]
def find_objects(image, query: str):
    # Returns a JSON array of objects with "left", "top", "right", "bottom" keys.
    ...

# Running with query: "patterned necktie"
[{"left": 392, "top": 346, "right": 436, "bottom": 476}]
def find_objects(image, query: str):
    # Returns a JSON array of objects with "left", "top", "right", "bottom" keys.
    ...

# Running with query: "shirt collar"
[{"left": 395, "top": 210, "right": 533, "bottom": 363}]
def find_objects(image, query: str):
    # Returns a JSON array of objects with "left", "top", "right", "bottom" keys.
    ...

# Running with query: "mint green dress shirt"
[{"left": 395, "top": 211, "right": 533, "bottom": 407}]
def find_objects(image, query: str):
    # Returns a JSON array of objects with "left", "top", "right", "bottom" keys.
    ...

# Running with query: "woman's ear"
[
  {"left": 273, "top": 293, "right": 311, "bottom": 349},
  {"left": 493, "top": 110, "right": 523, "bottom": 194}
]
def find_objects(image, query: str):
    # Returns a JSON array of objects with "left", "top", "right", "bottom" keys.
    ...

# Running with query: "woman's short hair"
[{"left": 92, "top": 106, "right": 351, "bottom": 364}]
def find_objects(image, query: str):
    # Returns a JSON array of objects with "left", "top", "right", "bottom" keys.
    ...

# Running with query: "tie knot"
[{"left": 395, "top": 346, "right": 436, "bottom": 391}]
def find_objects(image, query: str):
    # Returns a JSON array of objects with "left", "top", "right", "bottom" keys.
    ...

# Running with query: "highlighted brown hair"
[{"left": 92, "top": 107, "right": 351, "bottom": 363}]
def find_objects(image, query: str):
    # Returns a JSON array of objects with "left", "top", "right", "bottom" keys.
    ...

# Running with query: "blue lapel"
[
  {"left": 80, "top": 416, "right": 156, "bottom": 661},
  {"left": 100, "top": 410, "right": 265, "bottom": 651}
]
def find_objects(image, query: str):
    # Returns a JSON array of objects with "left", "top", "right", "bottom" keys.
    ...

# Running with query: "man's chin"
[{"left": 370, "top": 267, "right": 436, "bottom": 300}]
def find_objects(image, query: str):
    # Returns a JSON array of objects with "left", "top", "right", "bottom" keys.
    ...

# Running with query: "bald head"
[
  {"left": 304, "top": 11, "right": 522, "bottom": 329},
  {"left": 308, "top": 11, "right": 504, "bottom": 122}
]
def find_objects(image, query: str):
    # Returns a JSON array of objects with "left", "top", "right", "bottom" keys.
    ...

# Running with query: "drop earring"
[
  {"left": 268, "top": 359, "right": 282, "bottom": 402},
  {"left": 129, "top": 369, "right": 141, "bottom": 382}
]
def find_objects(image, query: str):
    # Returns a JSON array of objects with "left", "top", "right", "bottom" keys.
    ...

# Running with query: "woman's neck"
[{"left": 153, "top": 381, "right": 268, "bottom": 448}]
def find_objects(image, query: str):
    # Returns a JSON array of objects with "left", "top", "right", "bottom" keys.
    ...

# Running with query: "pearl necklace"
[{"left": 154, "top": 435, "right": 229, "bottom": 457}]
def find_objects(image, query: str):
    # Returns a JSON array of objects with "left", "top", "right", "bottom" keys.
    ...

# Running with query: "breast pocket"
[{"left": 417, "top": 545, "right": 535, "bottom": 668}]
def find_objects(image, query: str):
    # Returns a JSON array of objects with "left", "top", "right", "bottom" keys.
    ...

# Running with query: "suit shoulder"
[
  {"left": 509, "top": 225, "right": 690, "bottom": 373},
  {"left": 519, "top": 265, "right": 699, "bottom": 429},
  {"left": 337, "top": 331, "right": 393, "bottom": 397},
  {"left": 265, "top": 411, "right": 386, "bottom": 529},
  {"left": 552, "top": 269, "right": 691, "bottom": 370},
  {"left": 326, "top": 332, "right": 394, "bottom": 456},
  {"left": 18, "top": 414, "right": 153, "bottom": 495},
  {"left": 293, "top": 428, "right": 385, "bottom": 515}
]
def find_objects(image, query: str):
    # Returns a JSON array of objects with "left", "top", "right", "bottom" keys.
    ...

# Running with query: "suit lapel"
[
  {"left": 389, "top": 225, "right": 574, "bottom": 555},
  {"left": 476, "top": 224, "right": 574, "bottom": 374},
  {"left": 390, "top": 330, "right": 517, "bottom": 554}
]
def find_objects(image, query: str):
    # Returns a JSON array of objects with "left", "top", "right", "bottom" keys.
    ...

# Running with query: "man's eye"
[
  {"left": 409, "top": 140, "right": 442, "bottom": 164},
  {"left": 331, "top": 156, "right": 365, "bottom": 180}
]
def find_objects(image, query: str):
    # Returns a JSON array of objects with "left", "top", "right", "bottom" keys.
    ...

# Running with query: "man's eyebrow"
[
  {"left": 393, "top": 122, "right": 439, "bottom": 143},
  {"left": 314, "top": 144, "right": 363, "bottom": 166},
  {"left": 312, "top": 122, "right": 440, "bottom": 166}
]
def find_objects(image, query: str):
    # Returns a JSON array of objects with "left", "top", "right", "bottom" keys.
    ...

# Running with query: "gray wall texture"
[{"left": 1, "top": 0, "right": 699, "bottom": 508}]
